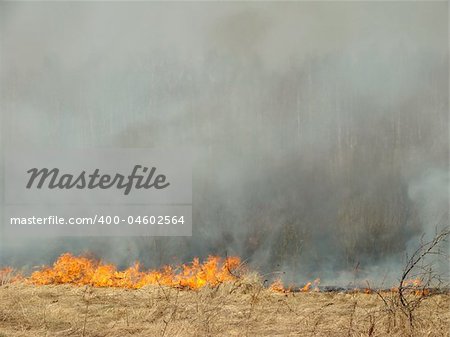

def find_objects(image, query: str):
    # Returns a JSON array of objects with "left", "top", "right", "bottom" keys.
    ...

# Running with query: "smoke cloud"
[{"left": 0, "top": 2, "right": 448, "bottom": 286}]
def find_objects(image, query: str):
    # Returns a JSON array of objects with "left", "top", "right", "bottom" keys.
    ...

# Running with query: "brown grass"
[{"left": 0, "top": 277, "right": 448, "bottom": 337}]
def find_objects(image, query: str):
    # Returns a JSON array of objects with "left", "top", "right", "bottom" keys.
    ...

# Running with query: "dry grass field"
[{"left": 0, "top": 278, "right": 448, "bottom": 337}]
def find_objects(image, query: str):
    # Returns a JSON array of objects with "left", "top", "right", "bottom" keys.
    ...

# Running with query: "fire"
[
  {"left": 269, "top": 278, "right": 289, "bottom": 293},
  {"left": 270, "top": 278, "right": 320, "bottom": 293},
  {"left": 0, "top": 267, "right": 23, "bottom": 286},
  {"left": 29, "top": 253, "right": 241, "bottom": 290},
  {"left": 1, "top": 255, "right": 432, "bottom": 296},
  {"left": 402, "top": 279, "right": 422, "bottom": 288},
  {"left": 0, "top": 267, "right": 23, "bottom": 285},
  {"left": 390, "top": 279, "right": 429, "bottom": 296},
  {"left": 300, "top": 278, "right": 320, "bottom": 292}
]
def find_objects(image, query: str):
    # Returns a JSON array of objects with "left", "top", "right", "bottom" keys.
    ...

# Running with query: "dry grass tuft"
[{"left": 0, "top": 279, "right": 448, "bottom": 337}]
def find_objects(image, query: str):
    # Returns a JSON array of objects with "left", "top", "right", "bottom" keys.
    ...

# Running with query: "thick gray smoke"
[{"left": 0, "top": 2, "right": 448, "bottom": 286}]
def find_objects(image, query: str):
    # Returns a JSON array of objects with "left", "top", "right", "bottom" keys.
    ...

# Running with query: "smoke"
[{"left": 0, "top": 2, "right": 448, "bottom": 286}]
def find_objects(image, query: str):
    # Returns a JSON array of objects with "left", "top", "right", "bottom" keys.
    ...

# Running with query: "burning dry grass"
[
  {"left": 0, "top": 277, "right": 448, "bottom": 337},
  {"left": 28, "top": 253, "right": 241, "bottom": 290},
  {"left": 0, "top": 253, "right": 449, "bottom": 336}
]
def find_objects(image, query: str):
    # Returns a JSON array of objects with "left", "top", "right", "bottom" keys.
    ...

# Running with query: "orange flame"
[
  {"left": 29, "top": 253, "right": 241, "bottom": 290},
  {"left": 270, "top": 278, "right": 320, "bottom": 293},
  {"left": 300, "top": 278, "right": 320, "bottom": 292},
  {"left": 269, "top": 278, "right": 289, "bottom": 293},
  {"left": 390, "top": 279, "right": 429, "bottom": 296},
  {"left": 0, "top": 267, "right": 23, "bottom": 285},
  {"left": 2, "top": 255, "right": 431, "bottom": 296}
]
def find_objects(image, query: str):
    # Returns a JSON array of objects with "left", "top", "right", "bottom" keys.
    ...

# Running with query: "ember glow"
[{"left": 29, "top": 253, "right": 241, "bottom": 289}]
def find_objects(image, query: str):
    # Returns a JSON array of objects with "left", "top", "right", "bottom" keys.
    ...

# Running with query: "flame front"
[
  {"left": 30, "top": 253, "right": 241, "bottom": 289},
  {"left": 0, "top": 267, "right": 22, "bottom": 285},
  {"left": 3, "top": 254, "right": 431, "bottom": 295},
  {"left": 270, "top": 278, "right": 320, "bottom": 293}
]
